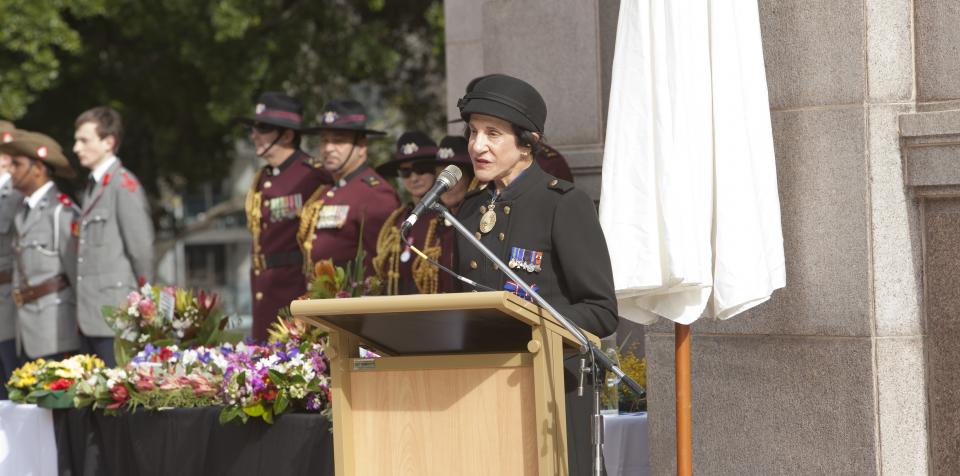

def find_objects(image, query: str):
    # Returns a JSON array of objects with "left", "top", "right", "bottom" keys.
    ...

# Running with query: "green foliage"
[{"left": 2, "top": 0, "right": 446, "bottom": 200}]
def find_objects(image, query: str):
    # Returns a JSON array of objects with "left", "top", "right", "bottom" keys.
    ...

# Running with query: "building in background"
[{"left": 444, "top": 0, "right": 960, "bottom": 474}]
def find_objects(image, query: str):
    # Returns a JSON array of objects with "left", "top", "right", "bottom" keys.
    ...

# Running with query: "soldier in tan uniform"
[
  {"left": 0, "top": 120, "right": 22, "bottom": 396},
  {"left": 73, "top": 107, "right": 154, "bottom": 366},
  {"left": 1, "top": 130, "right": 82, "bottom": 360}
]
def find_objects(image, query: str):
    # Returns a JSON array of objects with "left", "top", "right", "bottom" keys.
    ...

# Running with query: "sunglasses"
[
  {"left": 397, "top": 162, "right": 436, "bottom": 178},
  {"left": 250, "top": 123, "right": 279, "bottom": 134}
]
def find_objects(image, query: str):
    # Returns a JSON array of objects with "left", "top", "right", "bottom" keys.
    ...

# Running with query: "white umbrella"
[{"left": 599, "top": 0, "right": 785, "bottom": 474}]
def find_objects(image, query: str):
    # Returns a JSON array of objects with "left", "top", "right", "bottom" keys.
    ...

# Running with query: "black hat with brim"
[
  {"left": 0, "top": 130, "right": 76, "bottom": 179},
  {"left": 457, "top": 74, "right": 547, "bottom": 134},
  {"left": 234, "top": 91, "right": 306, "bottom": 131},
  {"left": 302, "top": 98, "right": 386, "bottom": 136},
  {"left": 375, "top": 131, "right": 439, "bottom": 177}
]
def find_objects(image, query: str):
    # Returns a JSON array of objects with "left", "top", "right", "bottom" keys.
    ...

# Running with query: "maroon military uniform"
[
  {"left": 300, "top": 164, "right": 398, "bottom": 277},
  {"left": 535, "top": 143, "right": 574, "bottom": 183},
  {"left": 247, "top": 150, "right": 330, "bottom": 341},
  {"left": 373, "top": 204, "right": 455, "bottom": 295}
]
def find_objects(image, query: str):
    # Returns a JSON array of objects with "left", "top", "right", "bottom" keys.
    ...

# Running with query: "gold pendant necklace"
[{"left": 479, "top": 193, "right": 497, "bottom": 234}]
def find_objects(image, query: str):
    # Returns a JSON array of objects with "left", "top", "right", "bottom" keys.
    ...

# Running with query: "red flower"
[
  {"left": 106, "top": 384, "right": 129, "bottom": 409},
  {"left": 49, "top": 378, "right": 74, "bottom": 391},
  {"left": 158, "top": 347, "right": 174, "bottom": 361},
  {"left": 262, "top": 389, "right": 277, "bottom": 401}
]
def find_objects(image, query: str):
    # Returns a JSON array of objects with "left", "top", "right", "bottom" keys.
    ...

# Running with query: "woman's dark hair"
[{"left": 512, "top": 125, "right": 544, "bottom": 156}]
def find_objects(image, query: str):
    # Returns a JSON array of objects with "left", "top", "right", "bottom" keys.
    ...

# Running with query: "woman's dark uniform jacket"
[{"left": 455, "top": 161, "right": 618, "bottom": 475}]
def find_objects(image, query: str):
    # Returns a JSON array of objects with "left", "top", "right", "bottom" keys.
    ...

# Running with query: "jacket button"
[
  {"left": 255, "top": 292, "right": 264, "bottom": 300},
  {"left": 498, "top": 232, "right": 505, "bottom": 241},
  {"left": 550, "top": 179, "right": 558, "bottom": 187},
  {"left": 264, "top": 181, "right": 272, "bottom": 189},
  {"left": 78, "top": 257, "right": 84, "bottom": 263},
  {"left": 254, "top": 269, "right": 261, "bottom": 276},
  {"left": 503, "top": 206, "right": 511, "bottom": 215},
  {"left": 469, "top": 260, "right": 478, "bottom": 270},
  {"left": 479, "top": 205, "right": 487, "bottom": 214},
  {"left": 77, "top": 276, "right": 83, "bottom": 281},
  {"left": 493, "top": 264, "right": 499, "bottom": 271},
  {"left": 474, "top": 232, "right": 481, "bottom": 240}
]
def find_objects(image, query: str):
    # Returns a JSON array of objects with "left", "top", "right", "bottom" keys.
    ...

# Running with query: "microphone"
[{"left": 401, "top": 165, "right": 462, "bottom": 235}]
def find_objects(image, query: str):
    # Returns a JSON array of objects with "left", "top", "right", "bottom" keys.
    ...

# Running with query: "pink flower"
[
  {"left": 335, "top": 291, "right": 350, "bottom": 299},
  {"left": 127, "top": 292, "right": 142, "bottom": 308},
  {"left": 159, "top": 375, "right": 182, "bottom": 391},
  {"left": 184, "top": 374, "right": 217, "bottom": 396},
  {"left": 138, "top": 299, "right": 156, "bottom": 318},
  {"left": 106, "top": 384, "right": 129, "bottom": 409},
  {"left": 134, "top": 368, "right": 156, "bottom": 392}
]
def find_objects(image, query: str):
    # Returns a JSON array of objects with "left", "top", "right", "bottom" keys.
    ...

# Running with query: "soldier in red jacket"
[
  {"left": 298, "top": 99, "right": 399, "bottom": 282},
  {"left": 237, "top": 92, "right": 332, "bottom": 342}
]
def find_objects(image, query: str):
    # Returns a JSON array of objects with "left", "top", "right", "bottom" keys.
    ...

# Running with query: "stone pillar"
[
  {"left": 443, "top": 0, "right": 620, "bottom": 199},
  {"left": 643, "top": 1, "right": 927, "bottom": 474},
  {"left": 443, "top": 0, "right": 943, "bottom": 474},
  {"left": 901, "top": 109, "right": 960, "bottom": 476}
]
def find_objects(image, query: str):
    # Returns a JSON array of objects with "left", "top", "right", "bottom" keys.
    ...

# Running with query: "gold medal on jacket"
[{"left": 479, "top": 209, "right": 496, "bottom": 234}]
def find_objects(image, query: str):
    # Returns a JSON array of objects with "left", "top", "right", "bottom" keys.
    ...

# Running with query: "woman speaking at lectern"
[{"left": 454, "top": 73, "right": 619, "bottom": 475}]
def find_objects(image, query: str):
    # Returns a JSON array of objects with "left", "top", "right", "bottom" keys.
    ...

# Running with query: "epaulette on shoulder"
[
  {"left": 362, "top": 175, "right": 382, "bottom": 187},
  {"left": 546, "top": 178, "right": 574, "bottom": 194},
  {"left": 57, "top": 193, "right": 73, "bottom": 207},
  {"left": 119, "top": 170, "right": 141, "bottom": 193}
]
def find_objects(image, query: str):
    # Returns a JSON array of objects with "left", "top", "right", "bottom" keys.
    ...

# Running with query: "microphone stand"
[{"left": 430, "top": 202, "right": 645, "bottom": 476}]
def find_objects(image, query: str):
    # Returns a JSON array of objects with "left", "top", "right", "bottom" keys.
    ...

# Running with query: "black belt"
[{"left": 260, "top": 251, "right": 303, "bottom": 270}]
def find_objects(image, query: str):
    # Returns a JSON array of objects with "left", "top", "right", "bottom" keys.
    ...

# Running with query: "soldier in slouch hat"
[
  {"left": 298, "top": 99, "right": 398, "bottom": 281},
  {"left": 1, "top": 130, "right": 82, "bottom": 361},
  {"left": 238, "top": 92, "right": 333, "bottom": 342}
]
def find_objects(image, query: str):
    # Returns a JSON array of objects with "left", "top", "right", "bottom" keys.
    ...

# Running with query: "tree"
[{"left": 2, "top": 0, "right": 446, "bottom": 198}]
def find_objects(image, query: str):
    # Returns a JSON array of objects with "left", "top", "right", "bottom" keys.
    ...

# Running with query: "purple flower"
[
  {"left": 198, "top": 351, "right": 211, "bottom": 364},
  {"left": 305, "top": 393, "right": 322, "bottom": 411}
]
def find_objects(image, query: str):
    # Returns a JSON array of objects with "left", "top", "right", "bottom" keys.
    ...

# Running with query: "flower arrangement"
[
  {"left": 219, "top": 318, "right": 331, "bottom": 424},
  {"left": 600, "top": 338, "right": 647, "bottom": 413},
  {"left": 308, "top": 259, "right": 382, "bottom": 299},
  {"left": 75, "top": 344, "right": 230, "bottom": 414},
  {"left": 101, "top": 283, "right": 229, "bottom": 365},
  {"left": 6, "top": 355, "right": 104, "bottom": 408},
  {"left": 307, "top": 231, "right": 382, "bottom": 299}
]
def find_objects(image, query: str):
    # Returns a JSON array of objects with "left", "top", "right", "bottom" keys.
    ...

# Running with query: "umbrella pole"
[{"left": 676, "top": 323, "right": 692, "bottom": 476}]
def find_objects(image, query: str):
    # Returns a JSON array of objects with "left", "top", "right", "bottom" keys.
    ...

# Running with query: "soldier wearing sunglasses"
[
  {"left": 371, "top": 131, "right": 455, "bottom": 295},
  {"left": 235, "top": 92, "right": 332, "bottom": 342}
]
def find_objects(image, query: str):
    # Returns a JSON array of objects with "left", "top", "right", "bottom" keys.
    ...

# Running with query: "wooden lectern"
[{"left": 290, "top": 291, "right": 598, "bottom": 476}]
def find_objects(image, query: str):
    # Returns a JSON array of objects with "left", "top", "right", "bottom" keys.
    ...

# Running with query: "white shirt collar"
[
  {"left": 0, "top": 172, "right": 9, "bottom": 189},
  {"left": 91, "top": 155, "right": 118, "bottom": 183},
  {"left": 25, "top": 181, "right": 55, "bottom": 209}
]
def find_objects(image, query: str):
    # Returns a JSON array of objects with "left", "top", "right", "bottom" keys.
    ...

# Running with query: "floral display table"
[{"left": 53, "top": 406, "right": 334, "bottom": 476}]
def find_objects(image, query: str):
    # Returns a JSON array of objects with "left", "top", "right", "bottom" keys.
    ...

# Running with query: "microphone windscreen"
[{"left": 438, "top": 164, "right": 462, "bottom": 187}]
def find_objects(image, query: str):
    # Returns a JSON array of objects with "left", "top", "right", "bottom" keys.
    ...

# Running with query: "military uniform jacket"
[
  {"left": 246, "top": 150, "right": 331, "bottom": 341},
  {"left": 372, "top": 204, "right": 455, "bottom": 295},
  {"left": 455, "top": 162, "right": 618, "bottom": 337},
  {"left": 455, "top": 162, "right": 617, "bottom": 476},
  {"left": 77, "top": 160, "right": 154, "bottom": 337},
  {"left": 300, "top": 164, "right": 399, "bottom": 275},
  {"left": 13, "top": 184, "right": 82, "bottom": 358},
  {"left": 0, "top": 177, "right": 22, "bottom": 342}
]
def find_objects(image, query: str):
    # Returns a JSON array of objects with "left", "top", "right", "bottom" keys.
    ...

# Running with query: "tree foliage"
[{"left": 1, "top": 0, "right": 446, "bottom": 196}]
